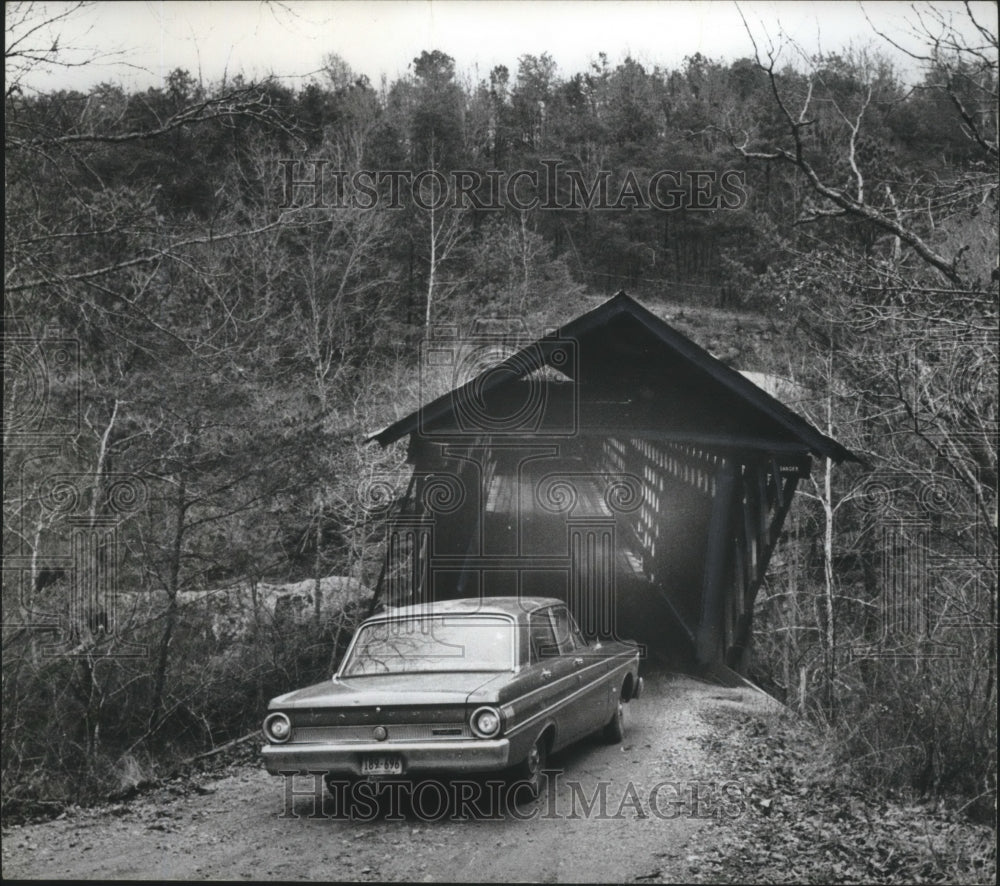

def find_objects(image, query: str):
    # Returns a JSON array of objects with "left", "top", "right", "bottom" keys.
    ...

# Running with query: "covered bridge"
[{"left": 367, "top": 293, "right": 855, "bottom": 674}]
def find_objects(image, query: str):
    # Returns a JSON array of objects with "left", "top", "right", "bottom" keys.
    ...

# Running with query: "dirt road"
[{"left": 2, "top": 672, "right": 774, "bottom": 882}]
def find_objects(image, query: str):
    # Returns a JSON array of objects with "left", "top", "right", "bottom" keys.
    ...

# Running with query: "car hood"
[{"left": 269, "top": 671, "right": 511, "bottom": 709}]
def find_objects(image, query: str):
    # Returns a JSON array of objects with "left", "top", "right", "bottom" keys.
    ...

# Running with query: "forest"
[{"left": 3, "top": 2, "right": 997, "bottom": 826}]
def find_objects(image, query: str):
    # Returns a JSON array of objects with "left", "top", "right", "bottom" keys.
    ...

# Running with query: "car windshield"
[{"left": 340, "top": 615, "right": 516, "bottom": 676}]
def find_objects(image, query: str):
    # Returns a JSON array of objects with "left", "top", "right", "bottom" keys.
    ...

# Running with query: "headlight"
[
  {"left": 263, "top": 712, "right": 291, "bottom": 743},
  {"left": 470, "top": 706, "right": 502, "bottom": 738}
]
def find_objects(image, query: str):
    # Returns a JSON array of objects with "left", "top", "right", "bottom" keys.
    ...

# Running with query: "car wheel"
[
  {"left": 511, "top": 735, "right": 548, "bottom": 803},
  {"left": 603, "top": 695, "right": 625, "bottom": 744}
]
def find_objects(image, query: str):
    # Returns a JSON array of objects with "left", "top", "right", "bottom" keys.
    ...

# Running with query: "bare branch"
[
  {"left": 7, "top": 86, "right": 303, "bottom": 149},
  {"left": 732, "top": 29, "right": 973, "bottom": 285},
  {"left": 5, "top": 214, "right": 331, "bottom": 293}
]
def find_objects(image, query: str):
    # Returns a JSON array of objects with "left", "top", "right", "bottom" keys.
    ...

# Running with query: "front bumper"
[{"left": 262, "top": 738, "right": 511, "bottom": 776}]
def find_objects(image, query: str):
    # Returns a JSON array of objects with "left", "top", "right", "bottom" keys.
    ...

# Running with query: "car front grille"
[{"left": 291, "top": 723, "right": 471, "bottom": 743}]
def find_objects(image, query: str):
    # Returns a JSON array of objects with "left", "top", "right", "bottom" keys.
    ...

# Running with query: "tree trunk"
[
  {"left": 425, "top": 202, "right": 436, "bottom": 328},
  {"left": 150, "top": 476, "right": 187, "bottom": 733},
  {"left": 89, "top": 399, "right": 120, "bottom": 525},
  {"left": 314, "top": 500, "right": 323, "bottom": 627},
  {"left": 822, "top": 454, "right": 836, "bottom": 711}
]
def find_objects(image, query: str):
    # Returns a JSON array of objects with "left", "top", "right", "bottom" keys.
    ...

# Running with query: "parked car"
[{"left": 261, "top": 596, "right": 643, "bottom": 799}]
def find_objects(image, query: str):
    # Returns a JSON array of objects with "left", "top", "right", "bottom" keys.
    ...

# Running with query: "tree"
[
  {"left": 729, "top": 5, "right": 997, "bottom": 807},
  {"left": 3, "top": 17, "right": 369, "bottom": 798},
  {"left": 730, "top": 8, "right": 995, "bottom": 286}
]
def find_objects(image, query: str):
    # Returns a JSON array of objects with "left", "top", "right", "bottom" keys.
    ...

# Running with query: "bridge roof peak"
[{"left": 368, "top": 292, "right": 858, "bottom": 464}]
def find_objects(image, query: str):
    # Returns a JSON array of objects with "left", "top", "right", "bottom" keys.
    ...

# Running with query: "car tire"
[
  {"left": 510, "top": 735, "right": 547, "bottom": 804},
  {"left": 602, "top": 695, "right": 625, "bottom": 744}
]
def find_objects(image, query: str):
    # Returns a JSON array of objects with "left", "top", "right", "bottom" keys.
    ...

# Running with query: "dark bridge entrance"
[{"left": 368, "top": 294, "right": 855, "bottom": 674}]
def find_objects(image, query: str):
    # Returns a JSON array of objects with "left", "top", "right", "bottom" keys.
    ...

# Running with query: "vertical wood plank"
[{"left": 696, "top": 457, "right": 738, "bottom": 666}]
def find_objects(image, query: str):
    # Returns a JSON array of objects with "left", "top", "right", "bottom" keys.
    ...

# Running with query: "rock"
[{"left": 176, "top": 576, "right": 371, "bottom": 644}]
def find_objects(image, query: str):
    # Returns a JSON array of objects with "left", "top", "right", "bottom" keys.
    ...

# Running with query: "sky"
[{"left": 7, "top": 0, "right": 998, "bottom": 94}]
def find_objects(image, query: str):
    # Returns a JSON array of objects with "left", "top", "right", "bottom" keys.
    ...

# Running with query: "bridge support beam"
[{"left": 696, "top": 458, "right": 738, "bottom": 666}]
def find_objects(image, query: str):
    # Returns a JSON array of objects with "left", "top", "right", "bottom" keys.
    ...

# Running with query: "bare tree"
[
  {"left": 728, "top": 3, "right": 997, "bottom": 801},
  {"left": 731, "top": 3, "right": 997, "bottom": 287}
]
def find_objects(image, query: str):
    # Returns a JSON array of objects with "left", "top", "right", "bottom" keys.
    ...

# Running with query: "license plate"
[{"left": 361, "top": 754, "right": 403, "bottom": 776}]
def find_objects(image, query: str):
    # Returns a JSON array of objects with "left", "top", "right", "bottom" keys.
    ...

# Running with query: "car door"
[
  {"left": 547, "top": 605, "right": 606, "bottom": 743},
  {"left": 501, "top": 607, "right": 574, "bottom": 754},
  {"left": 564, "top": 607, "right": 614, "bottom": 735}
]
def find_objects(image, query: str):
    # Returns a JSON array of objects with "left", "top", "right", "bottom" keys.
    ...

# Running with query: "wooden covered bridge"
[{"left": 367, "top": 293, "right": 855, "bottom": 674}]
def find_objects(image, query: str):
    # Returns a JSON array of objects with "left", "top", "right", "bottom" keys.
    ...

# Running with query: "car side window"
[
  {"left": 568, "top": 611, "right": 588, "bottom": 648},
  {"left": 529, "top": 610, "right": 559, "bottom": 663},
  {"left": 550, "top": 606, "right": 578, "bottom": 655}
]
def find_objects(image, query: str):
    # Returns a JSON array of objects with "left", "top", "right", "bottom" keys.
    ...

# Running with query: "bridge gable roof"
[{"left": 368, "top": 293, "right": 857, "bottom": 463}]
